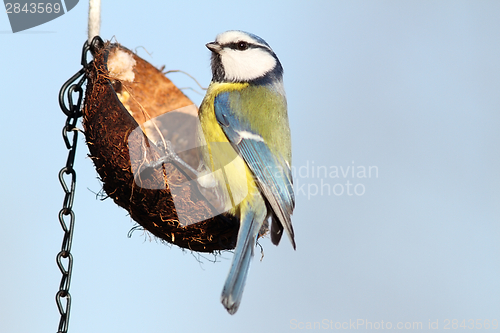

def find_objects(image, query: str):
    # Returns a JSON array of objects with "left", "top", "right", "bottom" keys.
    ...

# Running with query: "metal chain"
[{"left": 55, "top": 38, "right": 99, "bottom": 333}]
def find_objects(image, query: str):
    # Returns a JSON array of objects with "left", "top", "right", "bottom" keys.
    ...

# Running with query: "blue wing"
[{"left": 214, "top": 91, "right": 295, "bottom": 248}]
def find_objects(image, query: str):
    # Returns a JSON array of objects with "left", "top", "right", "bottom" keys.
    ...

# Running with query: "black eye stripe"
[
  {"left": 228, "top": 42, "right": 248, "bottom": 50},
  {"left": 225, "top": 41, "right": 265, "bottom": 51}
]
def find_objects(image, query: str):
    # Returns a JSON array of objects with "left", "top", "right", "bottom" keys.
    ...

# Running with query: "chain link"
[{"left": 55, "top": 37, "right": 101, "bottom": 333}]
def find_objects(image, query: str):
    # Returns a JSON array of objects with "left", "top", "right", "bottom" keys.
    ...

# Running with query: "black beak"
[{"left": 206, "top": 42, "right": 222, "bottom": 53}]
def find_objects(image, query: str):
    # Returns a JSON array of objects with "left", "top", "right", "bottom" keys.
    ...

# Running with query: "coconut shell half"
[{"left": 82, "top": 41, "right": 239, "bottom": 252}]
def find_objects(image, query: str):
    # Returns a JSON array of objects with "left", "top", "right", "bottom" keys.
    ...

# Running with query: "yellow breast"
[{"left": 198, "top": 82, "right": 259, "bottom": 215}]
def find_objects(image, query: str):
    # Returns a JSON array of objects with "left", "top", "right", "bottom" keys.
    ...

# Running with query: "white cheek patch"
[{"left": 221, "top": 47, "right": 276, "bottom": 82}]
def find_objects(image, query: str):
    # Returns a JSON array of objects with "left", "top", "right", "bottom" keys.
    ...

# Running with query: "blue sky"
[{"left": 1, "top": 1, "right": 499, "bottom": 332}]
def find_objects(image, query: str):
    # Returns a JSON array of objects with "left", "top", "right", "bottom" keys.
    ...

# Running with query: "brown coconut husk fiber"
[{"left": 82, "top": 41, "right": 239, "bottom": 252}]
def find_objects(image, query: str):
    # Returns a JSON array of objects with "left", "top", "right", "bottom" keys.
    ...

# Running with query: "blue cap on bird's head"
[{"left": 206, "top": 30, "right": 283, "bottom": 84}]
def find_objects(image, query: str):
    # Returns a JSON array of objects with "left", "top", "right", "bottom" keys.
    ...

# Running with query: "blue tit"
[{"left": 198, "top": 30, "right": 295, "bottom": 314}]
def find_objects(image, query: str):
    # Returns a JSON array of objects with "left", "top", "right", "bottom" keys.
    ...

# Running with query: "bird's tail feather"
[{"left": 221, "top": 204, "right": 264, "bottom": 314}]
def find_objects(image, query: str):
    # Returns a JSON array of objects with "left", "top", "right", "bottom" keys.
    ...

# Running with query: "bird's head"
[{"left": 206, "top": 30, "right": 283, "bottom": 84}]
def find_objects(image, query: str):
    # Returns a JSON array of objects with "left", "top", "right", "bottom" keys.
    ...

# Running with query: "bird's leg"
[{"left": 143, "top": 139, "right": 200, "bottom": 181}]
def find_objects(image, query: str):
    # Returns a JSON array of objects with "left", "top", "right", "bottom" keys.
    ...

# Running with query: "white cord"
[{"left": 88, "top": 0, "right": 101, "bottom": 43}]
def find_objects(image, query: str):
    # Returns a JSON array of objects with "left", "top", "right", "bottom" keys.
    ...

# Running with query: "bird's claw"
[{"left": 143, "top": 139, "right": 199, "bottom": 180}]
